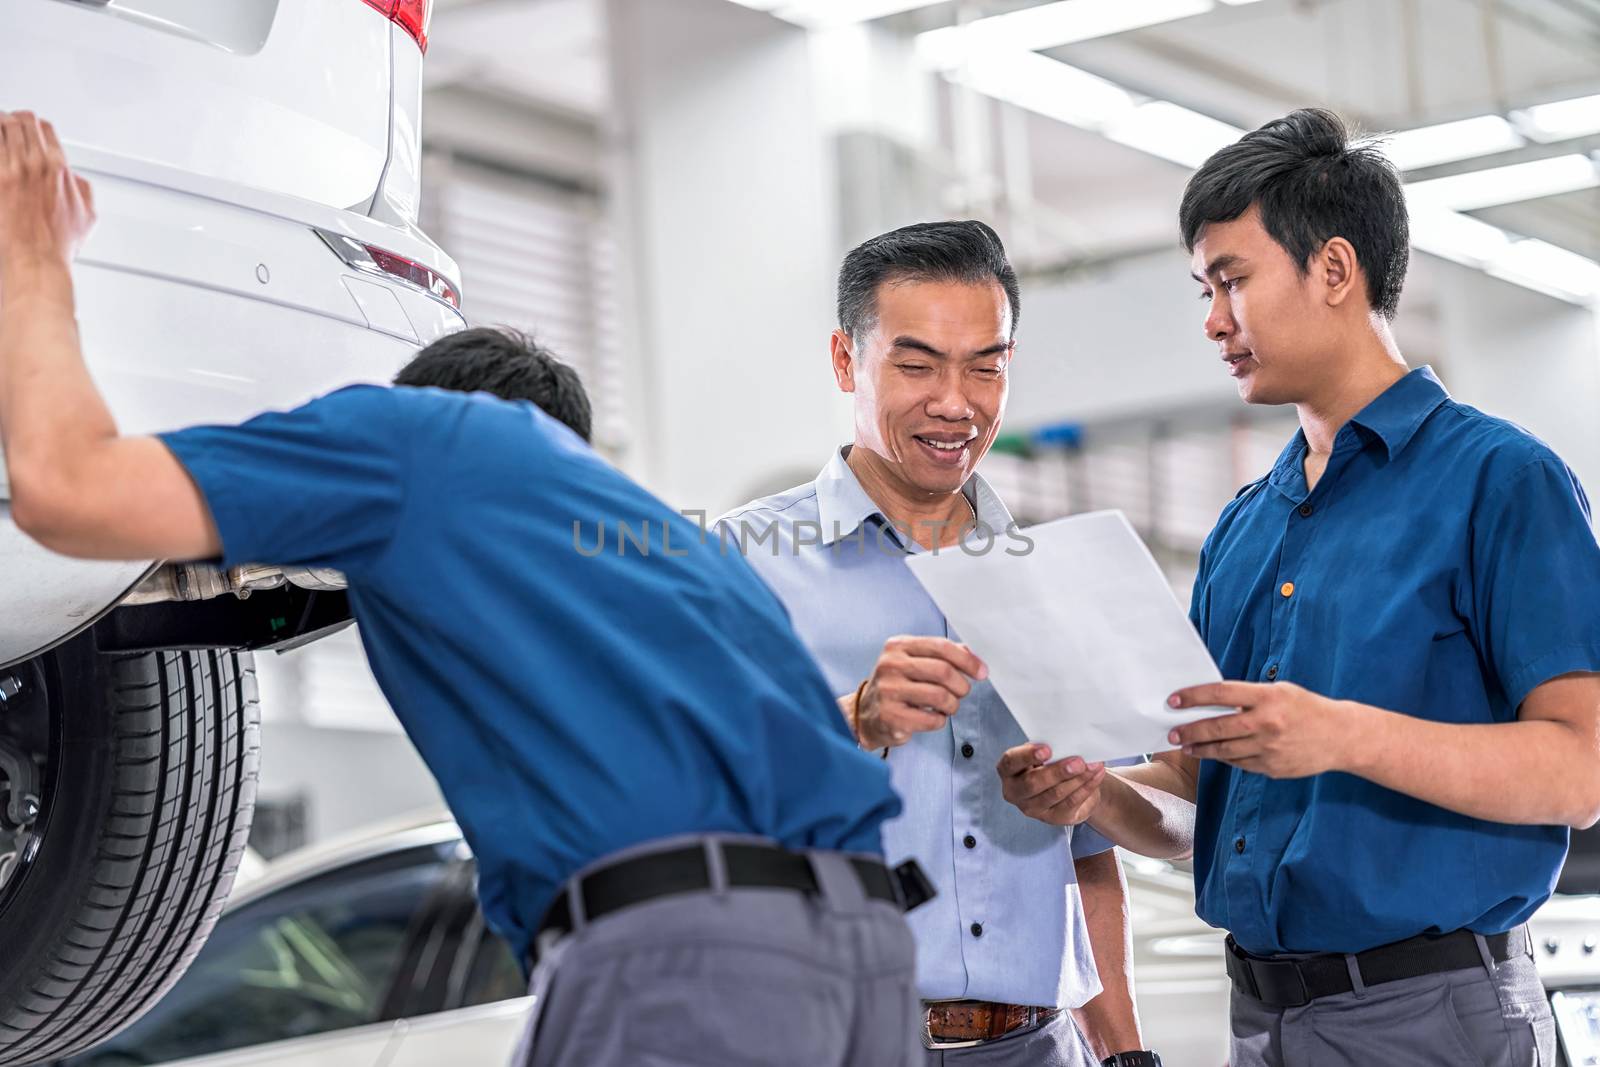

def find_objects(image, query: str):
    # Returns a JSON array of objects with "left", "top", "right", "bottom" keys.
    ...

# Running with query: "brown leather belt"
[{"left": 922, "top": 1000, "right": 1060, "bottom": 1049}]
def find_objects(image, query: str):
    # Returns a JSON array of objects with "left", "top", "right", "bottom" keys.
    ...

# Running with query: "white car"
[
  {"left": 50, "top": 818, "right": 1600, "bottom": 1067},
  {"left": 0, "top": 3, "right": 463, "bottom": 1063},
  {"left": 53, "top": 816, "right": 535, "bottom": 1067}
]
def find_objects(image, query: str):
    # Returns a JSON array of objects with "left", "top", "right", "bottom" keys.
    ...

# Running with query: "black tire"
[{"left": 0, "top": 631, "right": 260, "bottom": 1067}]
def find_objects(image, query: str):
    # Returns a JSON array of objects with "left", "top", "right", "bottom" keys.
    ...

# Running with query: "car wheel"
[{"left": 0, "top": 631, "right": 259, "bottom": 1066}]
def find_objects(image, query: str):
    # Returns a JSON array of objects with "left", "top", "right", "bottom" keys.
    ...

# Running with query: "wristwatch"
[{"left": 1102, "top": 1054, "right": 1162, "bottom": 1067}]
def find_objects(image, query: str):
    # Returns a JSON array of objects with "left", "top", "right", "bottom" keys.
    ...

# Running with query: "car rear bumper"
[{"left": 0, "top": 153, "right": 466, "bottom": 666}]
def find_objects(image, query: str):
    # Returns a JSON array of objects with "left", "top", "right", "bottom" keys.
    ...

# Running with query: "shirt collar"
[
  {"left": 814, "top": 446, "right": 1015, "bottom": 547},
  {"left": 1269, "top": 364, "right": 1450, "bottom": 488},
  {"left": 1347, "top": 365, "right": 1450, "bottom": 460}
]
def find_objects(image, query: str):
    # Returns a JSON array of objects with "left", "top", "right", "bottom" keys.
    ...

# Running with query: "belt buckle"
[
  {"left": 1276, "top": 962, "right": 1311, "bottom": 1008},
  {"left": 893, "top": 859, "right": 937, "bottom": 913},
  {"left": 1249, "top": 957, "right": 1310, "bottom": 1009},
  {"left": 920, "top": 1023, "right": 983, "bottom": 1052},
  {"left": 920, "top": 1003, "right": 985, "bottom": 1051}
]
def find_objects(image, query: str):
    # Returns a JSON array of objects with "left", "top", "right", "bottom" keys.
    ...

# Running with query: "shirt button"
[
  {"left": 1280, "top": 581, "right": 1296, "bottom": 598},
  {"left": 1235, "top": 837, "right": 1247, "bottom": 854},
  {"left": 1298, "top": 503, "right": 1313, "bottom": 517},
  {"left": 1266, "top": 665, "right": 1279, "bottom": 680},
  {"left": 960, "top": 742, "right": 975, "bottom": 759},
  {"left": 963, "top": 834, "right": 977, "bottom": 850},
  {"left": 970, "top": 922, "right": 984, "bottom": 938}
]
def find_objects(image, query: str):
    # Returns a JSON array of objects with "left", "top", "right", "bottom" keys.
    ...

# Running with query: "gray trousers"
[
  {"left": 516, "top": 836, "right": 921, "bottom": 1067},
  {"left": 921, "top": 1009, "right": 1099, "bottom": 1066},
  {"left": 1230, "top": 938, "right": 1557, "bottom": 1066}
]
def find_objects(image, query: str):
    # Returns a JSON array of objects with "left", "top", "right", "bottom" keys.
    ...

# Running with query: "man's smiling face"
[{"left": 837, "top": 277, "right": 1013, "bottom": 496}]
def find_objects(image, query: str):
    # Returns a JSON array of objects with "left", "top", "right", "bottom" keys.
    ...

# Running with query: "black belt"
[
  {"left": 1225, "top": 926, "right": 1529, "bottom": 1009},
  {"left": 532, "top": 842, "right": 920, "bottom": 963}
]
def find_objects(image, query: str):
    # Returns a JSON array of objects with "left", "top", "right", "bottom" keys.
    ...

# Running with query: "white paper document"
[{"left": 904, "top": 510, "right": 1225, "bottom": 764}]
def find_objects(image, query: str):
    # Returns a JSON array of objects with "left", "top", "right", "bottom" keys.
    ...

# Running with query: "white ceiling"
[
  {"left": 1051, "top": 0, "right": 1600, "bottom": 128},
  {"left": 423, "top": 0, "right": 1600, "bottom": 277}
]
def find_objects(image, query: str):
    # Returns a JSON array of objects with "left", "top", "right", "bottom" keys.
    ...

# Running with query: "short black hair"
[
  {"left": 1179, "top": 108, "right": 1409, "bottom": 320},
  {"left": 837, "top": 220, "right": 1021, "bottom": 341},
  {"left": 394, "top": 326, "right": 592, "bottom": 442}
]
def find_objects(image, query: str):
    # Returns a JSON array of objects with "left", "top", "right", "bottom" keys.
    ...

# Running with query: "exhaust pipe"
[{"left": 122, "top": 563, "right": 346, "bottom": 606}]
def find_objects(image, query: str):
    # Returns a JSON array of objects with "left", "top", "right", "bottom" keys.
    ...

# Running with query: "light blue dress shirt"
[{"left": 718, "top": 447, "right": 1117, "bottom": 1009}]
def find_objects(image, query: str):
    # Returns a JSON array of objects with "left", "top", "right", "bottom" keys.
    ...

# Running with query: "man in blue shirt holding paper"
[
  {"left": 999, "top": 108, "right": 1600, "bottom": 1067},
  {"left": 0, "top": 110, "right": 915, "bottom": 1067}
]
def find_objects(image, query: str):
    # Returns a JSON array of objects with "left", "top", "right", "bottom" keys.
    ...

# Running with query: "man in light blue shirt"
[{"left": 719, "top": 221, "right": 1156, "bottom": 1066}]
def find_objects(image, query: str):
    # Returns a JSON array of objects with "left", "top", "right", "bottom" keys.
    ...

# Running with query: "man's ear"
[
  {"left": 830, "top": 329, "right": 857, "bottom": 394},
  {"left": 1319, "top": 237, "right": 1362, "bottom": 309}
]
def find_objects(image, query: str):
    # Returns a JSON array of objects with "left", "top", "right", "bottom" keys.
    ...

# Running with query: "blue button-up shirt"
[
  {"left": 1190, "top": 366, "right": 1600, "bottom": 956},
  {"left": 160, "top": 386, "right": 901, "bottom": 965},
  {"left": 720, "top": 449, "right": 1116, "bottom": 1008}
]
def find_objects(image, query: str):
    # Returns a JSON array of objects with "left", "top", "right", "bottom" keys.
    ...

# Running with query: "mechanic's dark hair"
[
  {"left": 1179, "top": 108, "right": 1409, "bottom": 320},
  {"left": 395, "top": 326, "right": 592, "bottom": 442},
  {"left": 837, "top": 220, "right": 1021, "bottom": 341}
]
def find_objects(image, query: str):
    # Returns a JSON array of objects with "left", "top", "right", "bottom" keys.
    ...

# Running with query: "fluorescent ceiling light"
[
  {"left": 1511, "top": 93, "right": 1600, "bottom": 144},
  {"left": 1105, "top": 101, "right": 1245, "bottom": 167},
  {"left": 1408, "top": 207, "right": 1513, "bottom": 269},
  {"left": 726, "top": 0, "right": 947, "bottom": 26},
  {"left": 1487, "top": 238, "right": 1600, "bottom": 305},
  {"left": 944, "top": 52, "right": 1238, "bottom": 166},
  {"left": 1381, "top": 115, "right": 1524, "bottom": 171},
  {"left": 968, "top": 0, "right": 1213, "bottom": 49},
  {"left": 1406, "top": 208, "right": 1599, "bottom": 306},
  {"left": 1406, "top": 153, "right": 1599, "bottom": 211},
  {"left": 919, "top": 0, "right": 1213, "bottom": 68},
  {"left": 949, "top": 49, "right": 1137, "bottom": 129}
]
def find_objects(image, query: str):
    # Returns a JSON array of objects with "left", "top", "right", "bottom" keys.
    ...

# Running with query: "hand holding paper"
[
  {"left": 904, "top": 510, "right": 1224, "bottom": 764},
  {"left": 994, "top": 744, "right": 1109, "bottom": 827},
  {"left": 854, "top": 635, "right": 988, "bottom": 750},
  {"left": 1166, "top": 679, "right": 1358, "bottom": 778}
]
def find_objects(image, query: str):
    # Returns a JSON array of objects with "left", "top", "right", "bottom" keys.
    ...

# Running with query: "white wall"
[
  {"left": 605, "top": 0, "right": 853, "bottom": 513},
  {"left": 1429, "top": 259, "right": 1600, "bottom": 498},
  {"left": 1007, "top": 249, "right": 1240, "bottom": 430},
  {"left": 254, "top": 721, "right": 446, "bottom": 845},
  {"left": 255, "top": 642, "right": 446, "bottom": 846}
]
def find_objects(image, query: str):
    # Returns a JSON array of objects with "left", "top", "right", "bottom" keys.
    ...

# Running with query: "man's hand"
[
  {"left": 0, "top": 113, "right": 220, "bottom": 563},
  {"left": 1167, "top": 681, "right": 1356, "bottom": 778},
  {"left": 996, "top": 743, "right": 1107, "bottom": 825},
  {"left": 853, "top": 636, "right": 986, "bottom": 750},
  {"left": 0, "top": 111, "right": 95, "bottom": 285}
]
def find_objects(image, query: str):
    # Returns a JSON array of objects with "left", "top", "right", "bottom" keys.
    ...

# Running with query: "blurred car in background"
[
  {"left": 0, "top": 2, "right": 463, "bottom": 1063},
  {"left": 55, "top": 816, "right": 528, "bottom": 1067}
]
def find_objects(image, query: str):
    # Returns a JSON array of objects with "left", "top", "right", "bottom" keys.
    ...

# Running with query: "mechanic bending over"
[
  {"left": 719, "top": 220, "right": 1161, "bottom": 1067},
  {"left": 0, "top": 110, "right": 926, "bottom": 1067},
  {"left": 997, "top": 108, "right": 1600, "bottom": 1067}
]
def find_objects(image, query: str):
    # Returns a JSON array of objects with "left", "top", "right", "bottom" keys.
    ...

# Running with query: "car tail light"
[
  {"left": 316, "top": 229, "right": 461, "bottom": 310},
  {"left": 361, "top": 0, "right": 432, "bottom": 53}
]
